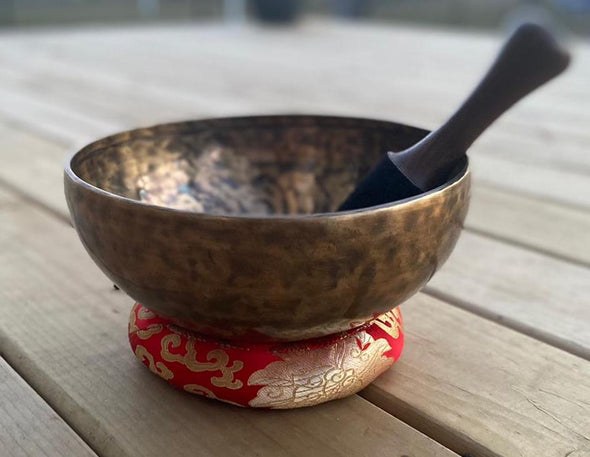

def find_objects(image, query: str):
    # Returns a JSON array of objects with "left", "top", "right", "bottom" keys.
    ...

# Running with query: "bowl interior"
[{"left": 70, "top": 116, "right": 432, "bottom": 215}]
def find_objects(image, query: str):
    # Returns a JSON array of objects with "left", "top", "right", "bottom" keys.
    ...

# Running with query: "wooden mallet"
[{"left": 338, "top": 23, "right": 570, "bottom": 211}]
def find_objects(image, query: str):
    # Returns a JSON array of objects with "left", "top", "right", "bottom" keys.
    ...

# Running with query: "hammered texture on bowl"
[{"left": 65, "top": 115, "right": 470, "bottom": 342}]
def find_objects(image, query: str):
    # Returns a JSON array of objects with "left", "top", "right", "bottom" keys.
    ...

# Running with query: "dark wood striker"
[{"left": 339, "top": 23, "right": 570, "bottom": 211}]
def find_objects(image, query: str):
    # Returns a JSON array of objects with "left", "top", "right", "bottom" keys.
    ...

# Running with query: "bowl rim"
[{"left": 64, "top": 114, "right": 470, "bottom": 221}]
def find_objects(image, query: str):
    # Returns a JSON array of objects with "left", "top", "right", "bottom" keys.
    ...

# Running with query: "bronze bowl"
[{"left": 64, "top": 115, "right": 470, "bottom": 343}]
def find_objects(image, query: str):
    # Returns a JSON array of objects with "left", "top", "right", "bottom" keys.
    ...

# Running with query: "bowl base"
[{"left": 129, "top": 303, "right": 404, "bottom": 409}]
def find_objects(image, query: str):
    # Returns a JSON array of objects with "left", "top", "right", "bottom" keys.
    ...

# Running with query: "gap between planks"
[{"left": 0, "top": 357, "right": 98, "bottom": 457}]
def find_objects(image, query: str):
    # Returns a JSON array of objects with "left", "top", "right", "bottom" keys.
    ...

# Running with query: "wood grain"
[
  {"left": 0, "top": 358, "right": 96, "bottom": 457},
  {"left": 362, "top": 294, "right": 590, "bottom": 457},
  {"left": 427, "top": 230, "right": 590, "bottom": 359},
  {"left": 466, "top": 184, "right": 590, "bottom": 267},
  {"left": 0, "top": 123, "right": 69, "bottom": 216},
  {"left": 0, "top": 187, "right": 456, "bottom": 457},
  {"left": 469, "top": 153, "right": 590, "bottom": 210}
]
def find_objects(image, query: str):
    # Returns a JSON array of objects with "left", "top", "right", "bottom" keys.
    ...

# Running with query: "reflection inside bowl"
[{"left": 137, "top": 146, "right": 277, "bottom": 215}]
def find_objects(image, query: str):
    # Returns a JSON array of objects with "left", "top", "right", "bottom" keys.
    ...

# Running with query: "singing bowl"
[{"left": 65, "top": 115, "right": 470, "bottom": 342}]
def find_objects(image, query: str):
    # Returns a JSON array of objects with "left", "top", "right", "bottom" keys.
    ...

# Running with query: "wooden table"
[{"left": 1, "top": 19, "right": 589, "bottom": 457}]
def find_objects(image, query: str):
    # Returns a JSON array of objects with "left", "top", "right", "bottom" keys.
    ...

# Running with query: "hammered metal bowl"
[{"left": 65, "top": 115, "right": 470, "bottom": 342}]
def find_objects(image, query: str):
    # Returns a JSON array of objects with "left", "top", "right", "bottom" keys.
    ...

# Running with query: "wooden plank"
[
  {"left": 0, "top": 186, "right": 457, "bottom": 457},
  {"left": 0, "top": 85, "right": 118, "bottom": 145},
  {"left": 427, "top": 230, "right": 590, "bottom": 359},
  {"left": 469, "top": 154, "right": 590, "bottom": 210},
  {"left": 0, "top": 35, "right": 281, "bottom": 132},
  {"left": 361, "top": 294, "right": 590, "bottom": 457},
  {"left": 0, "top": 51, "right": 254, "bottom": 127},
  {"left": 472, "top": 127, "right": 590, "bottom": 176},
  {"left": 0, "top": 358, "right": 97, "bottom": 457},
  {"left": 0, "top": 122, "right": 69, "bottom": 216},
  {"left": 467, "top": 184, "right": 590, "bottom": 267}
]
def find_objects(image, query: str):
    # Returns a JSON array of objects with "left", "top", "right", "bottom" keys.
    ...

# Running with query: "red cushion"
[{"left": 129, "top": 303, "right": 404, "bottom": 409}]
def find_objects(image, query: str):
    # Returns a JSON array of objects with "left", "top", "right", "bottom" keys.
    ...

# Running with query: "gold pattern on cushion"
[
  {"left": 373, "top": 311, "right": 401, "bottom": 339},
  {"left": 130, "top": 303, "right": 403, "bottom": 409},
  {"left": 247, "top": 330, "right": 393, "bottom": 409},
  {"left": 137, "top": 307, "right": 156, "bottom": 319},
  {"left": 183, "top": 384, "right": 243, "bottom": 407},
  {"left": 129, "top": 306, "right": 164, "bottom": 340},
  {"left": 135, "top": 345, "right": 174, "bottom": 380},
  {"left": 184, "top": 383, "right": 217, "bottom": 397},
  {"left": 160, "top": 334, "right": 244, "bottom": 389}
]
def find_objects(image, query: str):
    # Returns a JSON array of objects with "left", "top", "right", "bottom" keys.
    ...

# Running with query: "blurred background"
[{"left": 0, "top": 0, "right": 589, "bottom": 34}]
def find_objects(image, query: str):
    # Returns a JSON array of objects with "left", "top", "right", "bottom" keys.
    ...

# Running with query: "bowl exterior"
[{"left": 65, "top": 165, "right": 469, "bottom": 342}]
